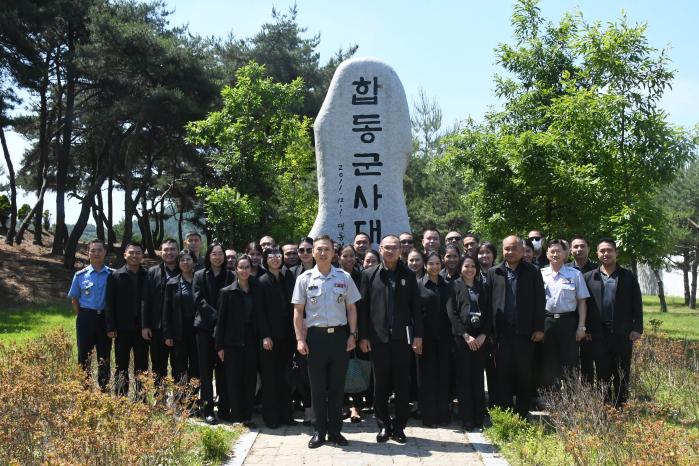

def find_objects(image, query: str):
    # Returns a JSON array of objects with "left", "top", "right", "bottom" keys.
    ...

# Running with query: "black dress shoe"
[
  {"left": 265, "top": 422, "right": 279, "bottom": 429},
  {"left": 308, "top": 432, "right": 325, "bottom": 449},
  {"left": 462, "top": 421, "right": 474, "bottom": 432},
  {"left": 303, "top": 419, "right": 312, "bottom": 427},
  {"left": 376, "top": 428, "right": 391, "bottom": 443},
  {"left": 284, "top": 419, "right": 299, "bottom": 426},
  {"left": 204, "top": 415, "right": 217, "bottom": 425},
  {"left": 391, "top": 430, "right": 407, "bottom": 443},
  {"left": 328, "top": 433, "right": 348, "bottom": 446},
  {"left": 242, "top": 420, "right": 257, "bottom": 429}
]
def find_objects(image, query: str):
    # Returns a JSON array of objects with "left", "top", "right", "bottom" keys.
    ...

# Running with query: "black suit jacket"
[
  {"left": 359, "top": 261, "right": 423, "bottom": 344},
  {"left": 193, "top": 267, "right": 235, "bottom": 332},
  {"left": 106, "top": 265, "right": 147, "bottom": 333},
  {"left": 584, "top": 266, "right": 643, "bottom": 336},
  {"left": 215, "top": 280, "right": 259, "bottom": 350},
  {"left": 417, "top": 274, "right": 453, "bottom": 340},
  {"left": 447, "top": 278, "right": 491, "bottom": 337},
  {"left": 484, "top": 261, "right": 545, "bottom": 337},
  {"left": 256, "top": 268, "right": 295, "bottom": 341},
  {"left": 162, "top": 275, "right": 193, "bottom": 341},
  {"left": 141, "top": 263, "right": 180, "bottom": 330}
]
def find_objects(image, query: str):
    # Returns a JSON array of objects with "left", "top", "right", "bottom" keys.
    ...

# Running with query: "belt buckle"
[
  {"left": 554, "top": 314, "right": 560, "bottom": 319},
  {"left": 327, "top": 327, "right": 335, "bottom": 334}
]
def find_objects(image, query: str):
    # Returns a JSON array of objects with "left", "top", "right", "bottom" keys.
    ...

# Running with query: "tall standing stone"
[{"left": 309, "top": 57, "right": 411, "bottom": 246}]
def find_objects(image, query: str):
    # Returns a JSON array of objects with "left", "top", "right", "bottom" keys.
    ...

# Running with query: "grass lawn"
[
  {"left": 642, "top": 295, "right": 699, "bottom": 341},
  {"left": 0, "top": 301, "right": 75, "bottom": 344}
]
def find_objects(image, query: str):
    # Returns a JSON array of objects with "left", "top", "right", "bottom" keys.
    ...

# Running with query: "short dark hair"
[
  {"left": 87, "top": 239, "right": 106, "bottom": 250},
  {"left": 185, "top": 231, "right": 201, "bottom": 240},
  {"left": 340, "top": 244, "right": 356, "bottom": 255},
  {"left": 548, "top": 239, "right": 567, "bottom": 249},
  {"left": 161, "top": 238, "right": 178, "bottom": 248},
  {"left": 353, "top": 232, "right": 370, "bottom": 241},
  {"left": 399, "top": 231, "right": 413, "bottom": 238},
  {"left": 463, "top": 232, "right": 480, "bottom": 242},
  {"left": 314, "top": 234, "right": 333, "bottom": 244},
  {"left": 444, "top": 243, "right": 461, "bottom": 256},
  {"left": 262, "top": 246, "right": 282, "bottom": 269},
  {"left": 597, "top": 237, "right": 617, "bottom": 250},
  {"left": 237, "top": 254, "right": 252, "bottom": 268},
  {"left": 364, "top": 249, "right": 380, "bottom": 261},
  {"left": 422, "top": 228, "right": 441, "bottom": 239},
  {"left": 570, "top": 235, "right": 589, "bottom": 246},
  {"left": 523, "top": 238, "right": 534, "bottom": 250},
  {"left": 125, "top": 241, "right": 143, "bottom": 252}
]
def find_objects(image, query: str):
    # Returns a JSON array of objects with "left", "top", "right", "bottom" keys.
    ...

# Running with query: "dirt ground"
[{"left": 0, "top": 232, "right": 160, "bottom": 307}]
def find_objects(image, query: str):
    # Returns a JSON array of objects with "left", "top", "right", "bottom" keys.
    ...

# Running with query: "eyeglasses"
[
  {"left": 267, "top": 253, "right": 282, "bottom": 259},
  {"left": 529, "top": 236, "right": 542, "bottom": 241},
  {"left": 446, "top": 236, "right": 462, "bottom": 242},
  {"left": 381, "top": 245, "right": 399, "bottom": 251},
  {"left": 298, "top": 248, "right": 313, "bottom": 254},
  {"left": 400, "top": 239, "right": 413, "bottom": 245}
]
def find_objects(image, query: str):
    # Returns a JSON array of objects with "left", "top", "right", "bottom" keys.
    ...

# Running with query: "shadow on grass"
[{"left": 0, "top": 301, "right": 73, "bottom": 341}]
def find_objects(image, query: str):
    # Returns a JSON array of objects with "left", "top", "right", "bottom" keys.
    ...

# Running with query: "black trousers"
[
  {"left": 260, "top": 337, "right": 293, "bottom": 426},
  {"left": 591, "top": 327, "right": 633, "bottom": 405},
  {"left": 372, "top": 338, "right": 412, "bottom": 431},
  {"left": 196, "top": 329, "right": 228, "bottom": 416},
  {"left": 307, "top": 327, "right": 349, "bottom": 436},
  {"left": 580, "top": 338, "right": 595, "bottom": 384},
  {"left": 149, "top": 328, "right": 174, "bottom": 385},
  {"left": 485, "top": 339, "right": 497, "bottom": 408},
  {"left": 225, "top": 331, "right": 259, "bottom": 422},
  {"left": 542, "top": 314, "right": 580, "bottom": 388},
  {"left": 419, "top": 337, "right": 451, "bottom": 425},
  {"left": 454, "top": 336, "right": 487, "bottom": 426},
  {"left": 114, "top": 329, "right": 148, "bottom": 396},
  {"left": 495, "top": 329, "right": 535, "bottom": 419},
  {"left": 76, "top": 309, "right": 111, "bottom": 390},
  {"left": 173, "top": 315, "right": 199, "bottom": 384}
]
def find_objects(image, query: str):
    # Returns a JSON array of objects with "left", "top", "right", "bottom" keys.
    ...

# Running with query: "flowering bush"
[{"left": 0, "top": 329, "right": 194, "bottom": 465}]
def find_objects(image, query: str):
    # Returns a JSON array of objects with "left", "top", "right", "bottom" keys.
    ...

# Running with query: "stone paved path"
[{"left": 240, "top": 416, "right": 486, "bottom": 465}]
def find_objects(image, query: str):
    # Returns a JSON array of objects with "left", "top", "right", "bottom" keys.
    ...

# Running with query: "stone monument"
[{"left": 309, "top": 57, "right": 411, "bottom": 247}]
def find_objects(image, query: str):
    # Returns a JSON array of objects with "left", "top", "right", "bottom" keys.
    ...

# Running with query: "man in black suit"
[
  {"left": 106, "top": 242, "right": 148, "bottom": 397},
  {"left": 583, "top": 238, "right": 643, "bottom": 405},
  {"left": 359, "top": 234, "right": 423, "bottom": 444},
  {"left": 483, "top": 235, "right": 545, "bottom": 419},
  {"left": 141, "top": 238, "right": 180, "bottom": 388}
]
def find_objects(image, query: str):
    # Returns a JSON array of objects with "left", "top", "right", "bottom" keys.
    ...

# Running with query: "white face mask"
[{"left": 530, "top": 238, "right": 542, "bottom": 252}]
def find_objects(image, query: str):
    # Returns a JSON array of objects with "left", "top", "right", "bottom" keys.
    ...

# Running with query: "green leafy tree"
[
  {"left": 445, "top": 0, "right": 692, "bottom": 270},
  {"left": 186, "top": 62, "right": 315, "bottom": 246}
]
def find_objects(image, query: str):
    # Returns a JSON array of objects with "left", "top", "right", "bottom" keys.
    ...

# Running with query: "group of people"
[{"left": 67, "top": 228, "right": 643, "bottom": 449}]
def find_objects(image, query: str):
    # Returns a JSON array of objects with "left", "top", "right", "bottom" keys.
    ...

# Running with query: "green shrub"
[
  {"left": 486, "top": 406, "right": 529, "bottom": 442},
  {"left": 200, "top": 426, "right": 229, "bottom": 462}
]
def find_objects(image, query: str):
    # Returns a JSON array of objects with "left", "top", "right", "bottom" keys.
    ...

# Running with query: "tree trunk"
[
  {"left": 177, "top": 201, "right": 184, "bottom": 248},
  {"left": 16, "top": 177, "right": 50, "bottom": 245},
  {"left": 691, "top": 250, "right": 698, "bottom": 310},
  {"left": 107, "top": 174, "right": 115, "bottom": 251},
  {"left": 156, "top": 198, "right": 165, "bottom": 247},
  {"left": 53, "top": 24, "right": 76, "bottom": 255},
  {"left": 139, "top": 197, "right": 156, "bottom": 258},
  {"left": 630, "top": 259, "right": 638, "bottom": 278},
  {"left": 682, "top": 250, "right": 691, "bottom": 306},
  {"left": 652, "top": 267, "right": 667, "bottom": 313},
  {"left": 93, "top": 194, "right": 104, "bottom": 241},
  {"left": 0, "top": 127, "right": 17, "bottom": 245},
  {"left": 32, "top": 52, "right": 52, "bottom": 246}
]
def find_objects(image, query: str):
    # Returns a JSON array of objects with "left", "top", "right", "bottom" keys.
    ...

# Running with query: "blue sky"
[{"left": 4, "top": 0, "right": 698, "bottom": 222}]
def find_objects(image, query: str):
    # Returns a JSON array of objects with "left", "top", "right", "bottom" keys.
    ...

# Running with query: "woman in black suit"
[
  {"left": 193, "top": 242, "right": 235, "bottom": 424},
  {"left": 418, "top": 251, "right": 453, "bottom": 427},
  {"left": 448, "top": 254, "right": 491, "bottom": 431},
  {"left": 257, "top": 247, "right": 297, "bottom": 428},
  {"left": 163, "top": 249, "right": 199, "bottom": 386},
  {"left": 339, "top": 244, "right": 372, "bottom": 422},
  {"left": 215, "top": 255, "right": 259, "bottom": 428}
]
